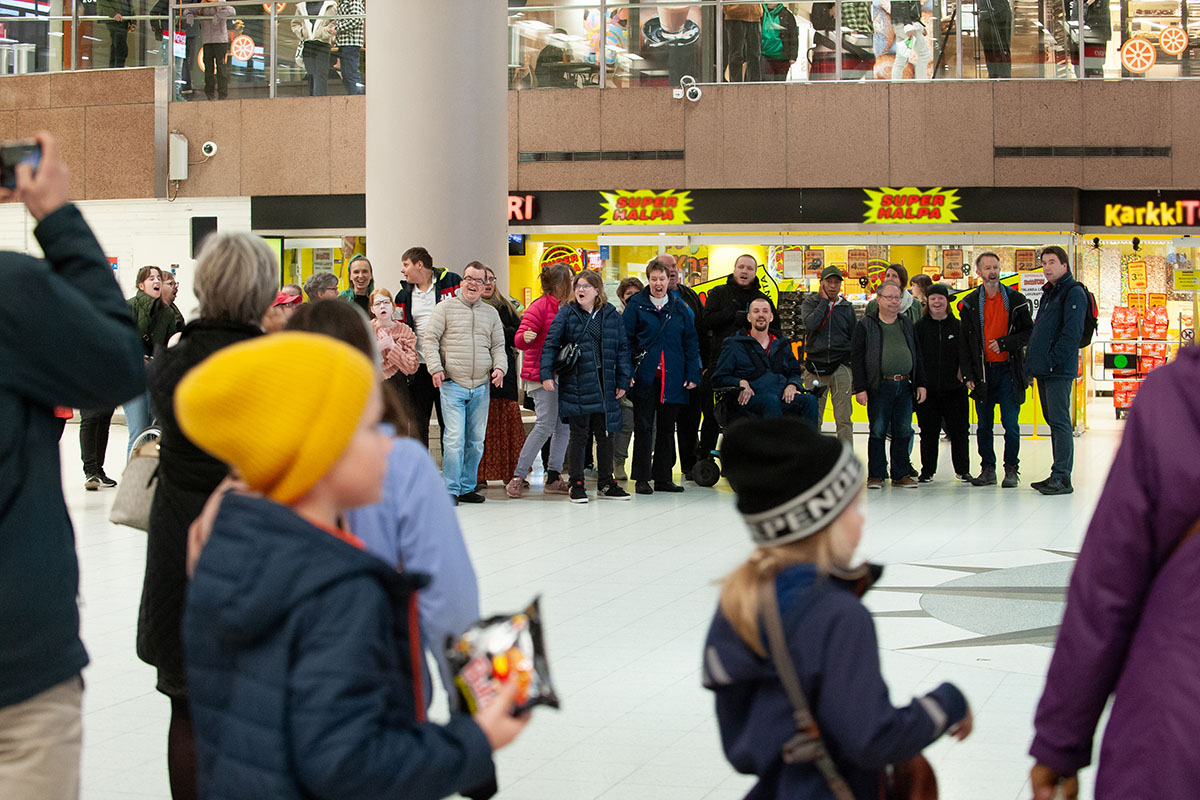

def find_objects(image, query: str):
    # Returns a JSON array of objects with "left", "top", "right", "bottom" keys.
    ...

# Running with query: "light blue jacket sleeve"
[{"left": 345, "top": 437, "right": 481, "bottom": 711}]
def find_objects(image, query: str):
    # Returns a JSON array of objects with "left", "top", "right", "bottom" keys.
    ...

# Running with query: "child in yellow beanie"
[{"left": 175, "top": 332, "right": 528, "bottom": 800}]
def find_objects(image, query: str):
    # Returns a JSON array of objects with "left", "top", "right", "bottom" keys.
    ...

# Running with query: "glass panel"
[
  {"left": 605, "top": 4, "right": 718, "bottom": 87},
  {"left": 68, "top": 0, "right": 171, "bottom": 70},
  {"left": 165, "top": 2, "right": 275, "bottom": 100},
  {"left": 0, "top": 11, "right": 54, "bottom": 75},
  {"left": 274, "top": 0, "right": 367, "bottom": 96},
  {"left": 509, "top": 3, "right": 603, "bottom": 89}
]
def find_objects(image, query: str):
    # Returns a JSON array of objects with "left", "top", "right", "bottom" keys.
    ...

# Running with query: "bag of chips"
[{"left": 447, "top": 597, "right": 560, "bottom": 715}]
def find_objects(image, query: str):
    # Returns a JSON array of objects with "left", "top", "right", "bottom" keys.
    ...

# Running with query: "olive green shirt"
[{"left": 879, "top": 318, "right": 913, "bottom": 376}]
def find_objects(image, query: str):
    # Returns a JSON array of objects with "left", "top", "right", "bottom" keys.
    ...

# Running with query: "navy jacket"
[
  {"left": 849, "top": 312, "right": 926, "bottom": 394},
  {"left": 1025, "top": 272, "right": 1087, "bottom": 379},
  {"left": 0, "top": 205, "right": 145, "bottom": 710},
  {"left": 623, "top": 288, "right": 702, "bottom": 405},
  {"left": 184, "top": 494, "right": 495, "bottom": 800},
  {"left": 712, "top": 332, "right": 804, "bottom": 390},
  {"left": 703, "top": 564, "right": 967, "bottom": 800},
  {"left": 540, "top": 302, "right": 632, "bottom": 432}
]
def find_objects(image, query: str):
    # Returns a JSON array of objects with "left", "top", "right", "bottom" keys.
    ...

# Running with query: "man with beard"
[{"left": 713, "top": 297, "right": 816, "bottom": 425}]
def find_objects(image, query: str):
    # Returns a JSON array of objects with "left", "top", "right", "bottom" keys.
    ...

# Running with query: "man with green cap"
[{"left": 801, "top": 265, "right": 858, "bottom": 443}]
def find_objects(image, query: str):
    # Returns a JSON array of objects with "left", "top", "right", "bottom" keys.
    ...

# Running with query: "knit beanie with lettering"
[
  {"left": 175, "top": 332, "right": 375, "bottom": 504},
  {"left": 720, "top": 417, "right": 864, "bottom": 547}
]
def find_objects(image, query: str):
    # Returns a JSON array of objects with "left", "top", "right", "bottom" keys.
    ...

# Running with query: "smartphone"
[{"left": 0, "top": 140, "right": 42, "bottom": 190}]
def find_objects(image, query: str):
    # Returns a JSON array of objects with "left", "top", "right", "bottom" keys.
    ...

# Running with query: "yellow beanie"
[{"left": 175, "top": 332, "right": 376, "bottom": 504}]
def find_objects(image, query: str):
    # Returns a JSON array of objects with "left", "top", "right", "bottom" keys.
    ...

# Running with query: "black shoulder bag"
[
  {"left": 552, "top": 307, "right": 592, "bottom": 376},
  {"left": 632, "top": 307, "right": 672, "bottom": 374}
]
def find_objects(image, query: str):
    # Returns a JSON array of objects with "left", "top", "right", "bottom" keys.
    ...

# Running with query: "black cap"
[{"left": 926, "top": 283, "right": 950, "bottom": 299}]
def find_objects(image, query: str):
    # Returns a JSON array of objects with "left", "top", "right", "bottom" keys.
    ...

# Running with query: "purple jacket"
[{"left": 1031, "top": 346, "right": 1200, "bottom": 798}]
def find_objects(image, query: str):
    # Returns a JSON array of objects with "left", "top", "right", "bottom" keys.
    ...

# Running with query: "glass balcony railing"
[{"left": 0, "top": 0, "right": 1189, "bottom": 95}]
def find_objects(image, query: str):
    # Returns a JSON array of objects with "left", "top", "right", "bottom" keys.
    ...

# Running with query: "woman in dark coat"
[
  {"left": 476, "top": 264, "right": 526, "bottom": 486},
  {"left": 136, "top": 232, "right": 277, "bottom": 800},
  {"left": 622, "top": 260, "right": 702, "bottom": 495},
  {"left": 540, "top": 270, "right": 632, "bottom": 504}
]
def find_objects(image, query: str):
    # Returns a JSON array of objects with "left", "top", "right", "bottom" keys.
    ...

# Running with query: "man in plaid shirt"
[{"left": 337, "top": 0, "right": 365, "bottom": 94}]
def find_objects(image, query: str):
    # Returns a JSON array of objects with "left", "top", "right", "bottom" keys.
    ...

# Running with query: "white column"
[{"left": 366, "top": 0, "right": 508, "bottom": 293}]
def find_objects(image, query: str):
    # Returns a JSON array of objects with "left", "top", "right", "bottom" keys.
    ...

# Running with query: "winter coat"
[
  {"left": 800, "top": 292, "right": 857, "bottom": 372},
  {"left": 1024, "top": 272, "right": 1087, "bottom": 380},
  {"left": 395, "top": 268, "right": 463, "bottom": 331},
  {"left": 957, "top": 283, "right": 1033, "bottom": 405},
  {"left": 185, "top": 493, "right": 496, "bottom": 800},
  {"left": 182, "top": 2, "right": 235, "bottom": 44},
  {"left": 762, "top": 3, "right": 800, "bottom": 61},
  {"left": 138, "top": 319, "right": 262, "bottom": 698},
  {"left": 700, "top": 274, "right": 779, "bottom": 365},
  {"left": 422, "top": 296, "right": 507, "bottom": 390},
  {"left": 488, "top": 300, "right": 521, "bottom": 402},
  {"left": 0, "top": 204, "right": 145, "bottom": 710},
  {"left": 128, "top": 289, "right": 177, "bottom": 356},
  {"left": 514, "top": 294, "right": 561, "bottom": 383},
  {"left": 850, "top": 312, "right": 926, "bottom": 394},
  {"left": 703, "top": 563, "right": 968, "bottom": 800},
  {"left": 1031, "top": 347, "right": 1200, "bottom": 798},
  {"left": 623, "top": 288, "right": 702, "bottom": 405},
  {"left": 292, "top": 0, "right": 338, "bottom": 45},
  {"left": 914, "top": 314, "right": 968, "bottom": 393},
  {"left": 712, "top": 332, "right": 804, "bottom": 390},
  {"left": 540, "top": 302, "right": 632, "bottom": 433}
]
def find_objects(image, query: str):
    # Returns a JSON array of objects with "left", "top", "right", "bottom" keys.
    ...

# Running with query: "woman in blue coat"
[
  {"left": 623, "top": 260, "right": 702, "bottom": 495},
  {"left": 540, "top": 270, "right": 633, "bottom": 504}
]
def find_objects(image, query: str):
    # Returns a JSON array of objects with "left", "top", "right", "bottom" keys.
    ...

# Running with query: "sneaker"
[
  {"left": 892, "top": 476, "right": 919, "bottom": 489},
  {"left": 546, "top": 469, "right": 562, "bottom": 485},
  {"left": 98, "top": 472, "right": 118, "bottom": 488},
  {"left": 614, "top": 461, "right": 628, "bottom": 482},
  {"left": 971, "top": 467, "right": 997, "bottom": 486},
  {"left": 505, "top": 477, "right": 524, "bottom": 498},
  {"left": 957, "top": 473, "right": 974, "bottom": 483},
  {"left": 1030, "top": 476, "right": 1053, "bottom": 491},
  {"left": 84, "top": 474, "right": 102, "bottom": 491},
  {"left": 867, "top": 478, "right": 884, "bottom": 490},
  {"left": 635, "top": 480, "right": 654, "bottom": 495},
  {"left": 908, "top": 467, "right": 918, "bottom": 479},
  {"left": 1036, "top": 478, "right": 1074, "bottom": 496},
  {"left": 1001, "top": 465, "right": 1020, "bottom": 489},
  {"left": 456, "top": 492, "right": 486, "bottom": 504},
  {"left": 599, "top": 482, "right": 631, "bottom": 500},
  {"left": 682, "top": 468, "right": 695, "bottom": 483},
  {"left": 654, "top": 481, "right": 685, "bottom": 493},
  {"left": 569, "top": 482, "right": 589, "bottom": 503},
  {"left": 545, "top": 478, "right": 571, "bottom": 494},
  {"left": 917, "top": 474, "right": 934, "bottom": 483}
]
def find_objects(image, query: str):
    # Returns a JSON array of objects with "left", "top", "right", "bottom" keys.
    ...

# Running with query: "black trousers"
[
  {"left": 108, "top": 23, "right": 129, "bottom": 68},
  {"left": 915, "top": 386, "right": 971, "bottom": 477},
  {"left": 80, "top": 407, "right": 116, "bottom": 476},
  {"left": 203, "top": 42, "right": 230, "bottom": 99},
  {"left": 408, "top": 364, "right": 444, "bottom": 449},
  {"left": 675, "top": 385, "right": 702, "bottom": 473},
  {"left": 632, "top": 385, "right": 684, "bottom": 483},
  {"left": 723, "top": 19, "right": 762, "bottom": 81},
  {"left": 567, "top": 413, "right": 613, "bottom": 485},
  {"left": 698, "top": 368, "right": 721, "bottom": 456}
]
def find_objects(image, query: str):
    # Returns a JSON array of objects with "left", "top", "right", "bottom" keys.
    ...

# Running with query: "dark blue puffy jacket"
[
  {"left": 184, "top": 493, "right": 495, "bottom": 800},
  {"left": 623, "top": 288, "right": 702, "bottom": 405},
  {"left": 702, "top": 564, "right": 968, "bottom": 800},
  {"left": 540, "top": 301, "right": 632, "bottom": 432},
  {"left": 1024, "top": 272, "right": 1087, "bottom": 379},
  {"left": 711, "top": 331, "right": 804, "bottom": 390}
]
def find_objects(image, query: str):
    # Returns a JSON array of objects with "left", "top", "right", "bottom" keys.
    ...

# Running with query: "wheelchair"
[{"left": 690, "top": 377, "right": 827, "bottom": 488}]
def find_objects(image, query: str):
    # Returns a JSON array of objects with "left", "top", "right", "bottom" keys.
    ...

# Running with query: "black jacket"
[
  {"left": 763, "top": 3, "right": 800, "bottom": 61},
  {"left": 700, "top": 275, "right": 780, "bottom": 366},
  {"left": 138, "top": 319, "right": 263, "bottom": 696},
  {"left": 850, "top": 312, "right": 925, "bottom": 394},
  {"left": 394, "top": 268, "right": 462, "bottom": 332},
  {"left": 0, "top": 205, "right": 145, "bottom": 709},
  {"left": 489, "top": 301, "right": 521, "bottom": 402},
  {"left": 1025, "top": 272, "right": 1087, "bottom": 380},
  {"left": 914, "top": 314, "right": 968, "bottom": 393},
  {"left": 957, "top": 284, "right": 1033, "bottom": 406},
  {"left": 800, "top": 292, "right": 857, "bottom": 372}
]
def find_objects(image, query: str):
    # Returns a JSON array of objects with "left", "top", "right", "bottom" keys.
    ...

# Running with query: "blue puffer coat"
[
  {"left": 184, "top": 493, "right": 495, "bottom": 800},
  {"left": 623, "top": 288, "right": 702, "bottom": 405},
  {"left": 540, "top": 301, "right": 632, "bottom": 433}
]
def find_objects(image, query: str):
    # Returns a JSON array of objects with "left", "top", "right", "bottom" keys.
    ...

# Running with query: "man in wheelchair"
[{"left": 711, "top": 297, "right": 819, "bottom": 426}]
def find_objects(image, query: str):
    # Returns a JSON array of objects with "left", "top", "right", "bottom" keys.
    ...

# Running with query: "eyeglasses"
[
  {"left": 484, "top": 277, "right": 497, "bottom": 284},
  {"left": 878, "top": 293, "right": 902, "bottom": 301},
  {"left": 463, "top": 277, "right": 486, "bottom": 286}
]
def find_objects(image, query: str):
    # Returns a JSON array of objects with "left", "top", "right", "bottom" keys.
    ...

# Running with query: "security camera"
[
  {"left": 685, "top": 85, "right": 702, "bottom": 102},
  {"left": 679, "top": 74, "right": 696, "bottom": 88},
  {"left": 201, "top": 141, "right": 218, "bottom": 157}
]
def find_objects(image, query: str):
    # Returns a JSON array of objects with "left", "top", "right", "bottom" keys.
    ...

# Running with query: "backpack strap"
[{"left": 757, "top": 580, "right": 856, "bottom": 800}]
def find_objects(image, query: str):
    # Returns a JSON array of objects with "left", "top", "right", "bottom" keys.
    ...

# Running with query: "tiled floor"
[{"left": 65, "top": 408, "right": 1123, "bottom": 800}]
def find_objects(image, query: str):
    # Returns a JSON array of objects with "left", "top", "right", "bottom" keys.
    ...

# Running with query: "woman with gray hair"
[{"left": 136, "top": 232, "right": 277, "bottom": 800}]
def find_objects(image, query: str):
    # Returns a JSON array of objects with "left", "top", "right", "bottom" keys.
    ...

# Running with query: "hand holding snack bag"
[{"left": 448, "top": 597, "right": 560, "bottom": 716}]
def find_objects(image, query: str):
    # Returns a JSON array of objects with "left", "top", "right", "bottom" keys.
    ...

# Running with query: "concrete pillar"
[{"left": 366, "top": 0, "right": 508, "bottom": 293}]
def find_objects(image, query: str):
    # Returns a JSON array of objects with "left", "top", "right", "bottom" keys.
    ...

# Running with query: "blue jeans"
[
  {"left": 732, "top": 374, "right": 820, "bottom": 427},
  {"left": 866, "top": 380, "right": 914, "bottom": 480},
  {"left": 340, "top": 45, "right": 363, "bottom": 94},
  {"left": 440, "top": 380, "right": 490, "bottom": 496},
  {"left": 975, "top": 362, "right": 1021, "bottom": 469},
  {"left": 1038, "top": 377, "right": 1074, "bottom": 482},
  {"left": 124, "top": 390, "right": 152, "bottom": 459}
]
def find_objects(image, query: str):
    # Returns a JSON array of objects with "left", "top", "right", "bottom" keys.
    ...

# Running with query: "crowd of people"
[{"left": 6, "top": 132, "right": 1192, "bottom": 800}]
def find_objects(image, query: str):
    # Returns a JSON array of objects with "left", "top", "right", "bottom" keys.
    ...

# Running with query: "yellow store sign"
[
  {"left": 599, "top": 190, "right": 692, "bottom": 225},
  {"left": 863, "top": 187, "right": 961, "bottom": 224}
]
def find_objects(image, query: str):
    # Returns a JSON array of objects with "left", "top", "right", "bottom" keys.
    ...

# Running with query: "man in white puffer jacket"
[{"left": 423, "top": 261, "right": 507, "bottom": 505}]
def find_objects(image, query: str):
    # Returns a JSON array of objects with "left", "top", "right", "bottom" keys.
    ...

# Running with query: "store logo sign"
[
  {"left": 1104, "top": 200, "right": 1200, "bottom": 227},
  {"left": 538, "top": 244, "right": 583, "bottom": 273},
  {"left": 508, "top": 194, "right": 536, "bottom": 222},
  {"left": 864, "top": 187, "right": 961, "bottom": 224},
  {"left": 600, "top": 190, "right": 692, "bottom": 225}
]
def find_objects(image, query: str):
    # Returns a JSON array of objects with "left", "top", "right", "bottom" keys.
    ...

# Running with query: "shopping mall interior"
[{"left": 2, "top": 2, "right": 1199, "bottom": 799}]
